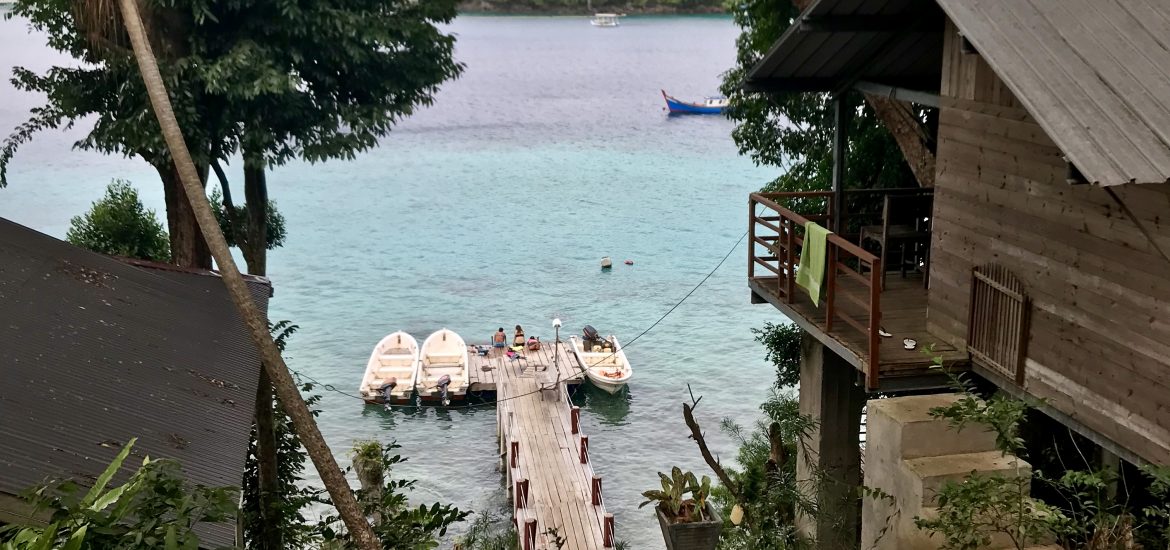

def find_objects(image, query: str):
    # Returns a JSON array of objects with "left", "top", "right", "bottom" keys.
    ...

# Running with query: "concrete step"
[
  {"left": 868, "top": 394, "right": 1000, "bottom": 459},
  {"left": 904, "top": 450, "right": 1031, "bottom": 508}
]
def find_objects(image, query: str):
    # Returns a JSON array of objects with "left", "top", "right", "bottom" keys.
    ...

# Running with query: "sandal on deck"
[{"left": 902, "top": 338, "right": 917, "bottom": 351}]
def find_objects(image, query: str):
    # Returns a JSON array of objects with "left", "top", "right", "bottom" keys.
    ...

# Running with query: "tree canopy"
[
  {"left": 4, "top": 0, "right": 462, "bottom": 175},
  {"left": 66, "top": 179, "right": 171, "bottom": 262},
  {"left": 3, "top": 0, "right": 463, "bottom": 266},
  {"left": 718, "top": 0, "right": 916, "bottom": 193}
]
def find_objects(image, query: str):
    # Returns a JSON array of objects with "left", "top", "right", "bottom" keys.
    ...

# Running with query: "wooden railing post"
[
  {"left": 748, "top": 196, "right": 756, "bottom": 280},
  {"left": 571, "top": 406, "right": 580, "bottom": 434},
  {"left": 591, "top": 475, "right": 602, "bottom": 506},
  {"left": 510, "top": 439, "right": 519, "bottom": 469},
  {"left": 515, "top": 478, "right": 529, "bottom": 509},
  {"left": 867, "top": 261, "right": 881, "bottom": 390},
  {"left": 784, "top": 218, "right": 795, "bottom": 303},
  {"left": 523, "top": 518, "right": 537, "bottom": 550},
  {"left": 579, "top": 435, "right": 589, "bottom": 464},
  {"left": 826, "top": 244, "right": 837, "bottom": 331},
  {"left": 603, "top": 513, "right": 615, "bottom": 547}
]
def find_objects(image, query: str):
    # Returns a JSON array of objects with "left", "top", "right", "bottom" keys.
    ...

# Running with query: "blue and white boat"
[{"left": 662, "top": 90, "right": 729, "bottom": 115}]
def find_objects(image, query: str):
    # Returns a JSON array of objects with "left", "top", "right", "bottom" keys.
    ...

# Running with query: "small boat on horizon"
[
  {"left": 662, "top": 90, "right": 729, "bottom": 115},
  {"left": 418, "top": 328, "right": 470, "bottom": 406},
  {"left": 591, "top": 13, "right": 619, "bottom": 27},
  {"left": 359, "top": 331, "right": 419, "bottom": 405},
  {"left": 569, "top": 326, "right": 632, "bottom": 394}
]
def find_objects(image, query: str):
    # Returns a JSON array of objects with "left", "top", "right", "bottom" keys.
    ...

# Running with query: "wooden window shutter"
[{"left": 967, "top": 264, "right": 1030, "bottom": 385}]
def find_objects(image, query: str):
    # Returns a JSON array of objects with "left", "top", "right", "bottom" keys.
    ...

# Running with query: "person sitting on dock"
[
  {"left": 513, "top": 325, "right": 525, "bottom": 347},
  {"left": 493, "top": 327, "right": 507, "bottom": 348}
]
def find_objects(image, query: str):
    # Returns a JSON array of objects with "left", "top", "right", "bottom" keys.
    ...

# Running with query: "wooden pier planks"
[{"left": 490, "top": 342, "right": 610, "bottom": 549}]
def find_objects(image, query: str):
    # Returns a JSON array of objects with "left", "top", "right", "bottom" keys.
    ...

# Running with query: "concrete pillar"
[{"left": 795, "top": 332, "right": 866, "bottom": 548}]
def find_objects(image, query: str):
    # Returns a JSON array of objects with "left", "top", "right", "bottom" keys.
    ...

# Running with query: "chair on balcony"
[{"left": 859, "top": 193, "right": 933, "bottom": 289}]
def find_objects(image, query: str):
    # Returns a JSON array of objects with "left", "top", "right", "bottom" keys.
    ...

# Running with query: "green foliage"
[
  {"left": 66, "top": 180, "right": 170, "bottom": 262},
  {"left": 0, "top": 439, "right": 238, "bottom": 550},
  {"left": 751, "top": 322, "right": 801, "bottom": 389},
  {"left": 208, "top": 187, "right": 287, "bottom": 251},
  {"left": 3, "top": 0, "right": 464, "bottom": 182},
  {"left": 713, "top": 391, "right": 815, "bottom": 550},
  {"left": 719, "top": 0, "right": 914, "bottom": 192},
  {"left": 918, "top": 366, "right": 1170, "bottom": 549},
  {"left": 640, "top": 467, "right": 714, "bottom": 523},
  {"left": 318, "top": 441, "right": 470, "bottom": 549},
  {"left": 352, "top": 440, "right": 384, "bottom": 465},
  {"left": 456, "top": 511, "right": 518, "bottom": 550},
  {"left": 641, "top": 467, "right": 692, "bottom": 518},
  {"left": 240, "top": 321, "right": 325, "bottom": 550}
]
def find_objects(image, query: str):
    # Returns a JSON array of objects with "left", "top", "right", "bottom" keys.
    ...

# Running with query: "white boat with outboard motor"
[
  {"left": 359, "top": 331, "right": 419, "bottom": 405},
  {"left": 417, "top": 328, "right": 470, "bottom": 405},
  {"left": 568, "top": 325, "right": 632, "bottom": 394}
]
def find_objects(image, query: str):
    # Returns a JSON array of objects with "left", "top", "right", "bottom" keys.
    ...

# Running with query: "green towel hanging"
[{"left": 795, "top": 221, "right": 832, "bottom": 306}]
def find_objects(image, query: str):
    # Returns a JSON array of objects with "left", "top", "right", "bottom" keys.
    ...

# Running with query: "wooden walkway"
[{"left": 470, "top": 342, "right": 615, "bottom": 550}]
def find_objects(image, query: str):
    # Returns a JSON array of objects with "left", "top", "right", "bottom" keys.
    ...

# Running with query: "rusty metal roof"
[
  {"left": 0, "top": 217, "right": 271, "bottom": 547},
  {"left": 937, "top": 0, "right": 1170, "bottom": 186},
  {"left": 744, "top": 0, "right": 945, "bottom": 92}
]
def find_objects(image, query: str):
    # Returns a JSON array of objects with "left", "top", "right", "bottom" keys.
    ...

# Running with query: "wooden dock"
[{"left": 468, "top": 342, "right": 616, "bottom": 549}]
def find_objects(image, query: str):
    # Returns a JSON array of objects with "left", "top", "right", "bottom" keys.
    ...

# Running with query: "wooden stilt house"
[{"left": 743, "top": 0, "right": 1170, "bottom": 467}]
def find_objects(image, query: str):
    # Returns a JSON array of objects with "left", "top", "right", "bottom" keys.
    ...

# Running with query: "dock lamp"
[{"left": 552, "top": 318, "right": 562, "bottom": 373}]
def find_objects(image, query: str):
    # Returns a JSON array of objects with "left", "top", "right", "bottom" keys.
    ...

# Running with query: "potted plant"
[{"left": 640, "top": 467, "right": 722, "bottom": 550}]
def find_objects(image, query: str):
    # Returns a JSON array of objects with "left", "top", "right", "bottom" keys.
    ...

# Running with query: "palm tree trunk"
[{"left": 114, "top": 1, "right": 380, "bottom": 548}]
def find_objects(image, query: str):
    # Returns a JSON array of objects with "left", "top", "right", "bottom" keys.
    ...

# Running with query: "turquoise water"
[{"left": 0, "top": 14, "right": 783, "bottom": 548}]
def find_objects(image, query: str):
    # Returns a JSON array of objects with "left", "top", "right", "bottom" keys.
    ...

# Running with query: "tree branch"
[{"left": 682, "top": 403, "right": 738, "bottom": 498}]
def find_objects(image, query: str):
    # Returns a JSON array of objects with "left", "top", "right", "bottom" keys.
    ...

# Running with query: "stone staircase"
[{"left": 860, "top": 394, "right": 1057, "bottom": 550}]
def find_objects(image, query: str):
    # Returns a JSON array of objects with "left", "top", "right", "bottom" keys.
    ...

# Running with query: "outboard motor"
[
  {"left": 583, "top": 325, "right": 599, "bottom": 342},
  {"left": 436, "top": 374, "right": 452, "bottom": 406},
  {"left": 378, "top": 377, "right": 398, "bottom": 408}
]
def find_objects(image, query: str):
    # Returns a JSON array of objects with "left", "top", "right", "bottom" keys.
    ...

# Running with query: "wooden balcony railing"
[{"left": 749, "top": 192, "right": 884, "bottom": 389}]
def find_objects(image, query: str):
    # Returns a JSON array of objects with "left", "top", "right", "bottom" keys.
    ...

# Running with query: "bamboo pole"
[{"left": 114, "top": 1, "right": 379, "bottom": 547}]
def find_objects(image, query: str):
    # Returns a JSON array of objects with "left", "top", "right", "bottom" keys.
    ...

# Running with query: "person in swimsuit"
[
  {"left": 513, "top": 325, "right": 525, "bottom": 347},
  {"left": 493, "top": 327, "right": 507, "bottom": 348}
]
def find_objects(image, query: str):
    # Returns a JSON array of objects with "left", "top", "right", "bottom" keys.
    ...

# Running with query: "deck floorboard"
[{"left": 482, "top": 342, "right": 607, "bottom": 549}]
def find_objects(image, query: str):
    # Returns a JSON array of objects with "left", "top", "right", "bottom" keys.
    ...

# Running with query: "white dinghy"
[
  {"left": 359, "top": 331, "right": 419, "bottom": 405},
  {"left": 418, "top": 328, "right": 470, "bottom": 405},
  {"left": 569, "top": 325, "right": 632, "bottom": 394}
]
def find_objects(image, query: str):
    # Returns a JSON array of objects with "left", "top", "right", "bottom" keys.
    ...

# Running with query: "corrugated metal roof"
[
  {"left": 0, "top": 217, "right": 270, "bottom": 547},
  {"left": 744, "top": 0, "right": 944, "bottom": 92},
  {"left": 937, "top": 0, "right": 1170, "bottom": 186}
]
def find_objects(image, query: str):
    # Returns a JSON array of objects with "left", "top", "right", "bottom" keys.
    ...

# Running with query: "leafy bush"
[
  {"left": 751, "top": 322, "right": 802, "bottom": 389},
  {"left": 66, "top": 180, "right": 170, "bottom": 262},
  {"left": 317, "top": 441, "right": 469, "bottom": 549},
  {"left": 0, "top": 439, "right": 237, "bottom": 550},
  {"left": 457, "top": 511, "right": 518, "bottom": 550},
  {"left": 208, "top": 187, "right": 287, "bottom": 251}
]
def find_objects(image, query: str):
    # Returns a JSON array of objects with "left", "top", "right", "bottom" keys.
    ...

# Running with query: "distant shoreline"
[{"left": 456, "top": 2, "right": 726, "bottom": 15}]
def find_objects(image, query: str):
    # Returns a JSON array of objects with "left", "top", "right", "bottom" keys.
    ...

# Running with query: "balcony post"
[
  {"left": 831, "top": 94, "right": 851, "bottom": 233},
  {"left": 748, "top": 196, "right": 756, "bottom": 280}
]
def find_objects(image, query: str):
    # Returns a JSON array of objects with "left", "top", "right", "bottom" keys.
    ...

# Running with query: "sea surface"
[{"left": 0, "top": 13, "right": 784, "bottom": 548}]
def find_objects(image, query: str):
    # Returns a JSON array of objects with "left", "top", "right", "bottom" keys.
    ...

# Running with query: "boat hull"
[
  {"left": 662, "top": 90, "right": 727, "bottom": 115},
  {"left": 584, "top": 372, "right": 628, "bottom": 394}
]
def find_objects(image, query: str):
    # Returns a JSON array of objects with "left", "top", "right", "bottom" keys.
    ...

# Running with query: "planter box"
[{"left": 656, "top": 502, "right": 722, "bottom": 550}]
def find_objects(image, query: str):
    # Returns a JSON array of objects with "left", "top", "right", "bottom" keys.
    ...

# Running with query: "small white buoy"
[{"left": 601, "top": 256, "right": 613, "bottom": 269}]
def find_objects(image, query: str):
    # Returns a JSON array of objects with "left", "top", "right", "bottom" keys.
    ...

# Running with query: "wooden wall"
[{"left": 927, "top": 20, "right": 1170, "bottom": 466}]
